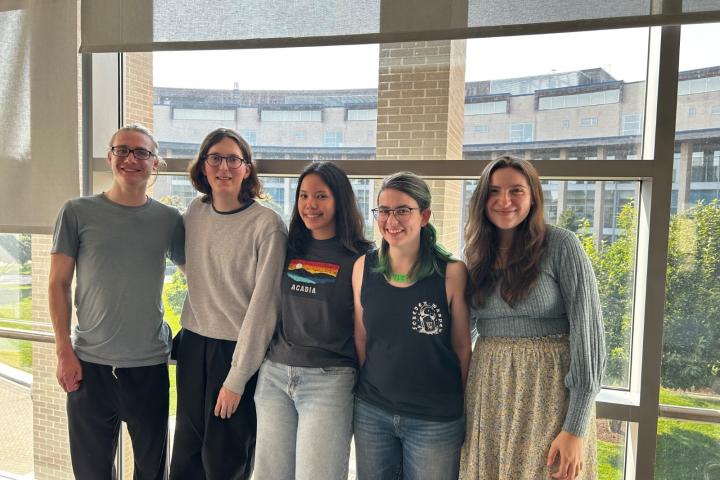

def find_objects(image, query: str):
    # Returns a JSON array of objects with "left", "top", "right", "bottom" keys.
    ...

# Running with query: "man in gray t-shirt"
[{"left": 49, "top": 125, "right": 185, "bottom": 480}]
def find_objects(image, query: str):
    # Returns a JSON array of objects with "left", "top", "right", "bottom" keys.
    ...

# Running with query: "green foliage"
[
  {"left": 0, "top": 234, "right": 31, "bottom": 264},
  {"left": 576, "top": 202, "right": 636, "bottom": 386},
  {"left": 558, "top": 209, "right": 582, "bottom": 233},
  {"left": 663, "top": 200, "right": 720, "bottom": 390},
  {"left": 162, "top": 270, "right": 186, "bottom": 334}
]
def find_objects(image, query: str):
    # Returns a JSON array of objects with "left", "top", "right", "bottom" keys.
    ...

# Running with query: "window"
[
  {"left": 688, "top": 106, "right": 697, "bottom": 117},
  {"left": 712, "top": 105, "right": 720, "bottom": 115},
  {"left": 260, "top": 110, "right": 322, "bottom": 122},
  {"left": 347, "top": 108, "right": 377, "bottom": 121},
  {"left": 678, "top": 76, "right": 720, "bottom": 95},
  {"left": 239, "top": 130, "right": 256, "bottom": 145},
  {"left": 465, "top": 100, "right": 507, "bottom": 115},
  {"left": 473, "top": 125, "right": 489, "bottom": 133},
  {"left": 172, "top": 108, "right": 235, "bottom": 121},
  {"left": 538, "top": 89, "right": 621, "bottom": 110},
  {"left": 510, "top": 123, "right": 533, "bottom": 142},
  {"left": 324, "top": 130, "right": 343, "bottom": 147},
  {"left": 562, "top": 119, "right": 570, "bottom": 129},
  {"left": 580, "top": 117, "right": 598, "bottom": 127},
  {"left": 623, "top": 114, "right": 642, "bottom": 135}
]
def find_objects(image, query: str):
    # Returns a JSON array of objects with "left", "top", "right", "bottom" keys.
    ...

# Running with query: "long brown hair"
[
  {"left": 464, "top": 156, "right": 546, "bottom": 307},
  {"left": 188, "top": 128, "right": 263, "bottom": 204}
]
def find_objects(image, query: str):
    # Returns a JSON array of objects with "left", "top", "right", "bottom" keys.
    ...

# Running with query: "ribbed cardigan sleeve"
[
  {"left": 555, "top": 230, "right": 607, "bottom": 437},
  {"left": 223, "top": 227, "right": 287, "bottom": 396}
]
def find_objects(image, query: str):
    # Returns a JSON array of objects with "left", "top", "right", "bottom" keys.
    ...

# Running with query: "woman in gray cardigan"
[{"left": 460, "top": 156, "right": 606, "bottom": 480}]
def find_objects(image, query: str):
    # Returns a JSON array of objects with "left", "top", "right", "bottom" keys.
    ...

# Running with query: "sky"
[{"left": 153, "top": 23, "right": 719, "bottom": 90}]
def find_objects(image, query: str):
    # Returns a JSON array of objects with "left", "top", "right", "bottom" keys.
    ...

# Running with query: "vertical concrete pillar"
[
  {"left": 677, "top": 141, "right": 693, "bottom": 212},
  {"left": 556, "top": 148, "right": 569, "bottom": 221},
  {"left": 593, "top": 147, "right": 607, "bottom": 247},
  {"left": 376, "top": 40, "right": 466, "bottom": 254}
]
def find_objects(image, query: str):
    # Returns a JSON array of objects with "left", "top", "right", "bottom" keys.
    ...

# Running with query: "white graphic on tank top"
[{"left": 411, "top": 301, "right": 444, "bottom": 335}]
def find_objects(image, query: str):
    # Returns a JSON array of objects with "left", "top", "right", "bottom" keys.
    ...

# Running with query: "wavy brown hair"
[
  {"left": 464, "top": 156, "right": 546, "bottom": 307},
  {"left": 188, "top": 128, "right": 263, "bottom": 205}
]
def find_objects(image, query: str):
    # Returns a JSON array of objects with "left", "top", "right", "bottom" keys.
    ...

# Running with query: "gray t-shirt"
[{"left": 51, "top": 193, "right": 185, "bottom": 367}]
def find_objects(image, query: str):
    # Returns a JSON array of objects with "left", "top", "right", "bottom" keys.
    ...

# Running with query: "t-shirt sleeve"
[
  {"left": 167, "top": 211, "right": 186, "bottom": 266},
  {"left": 51, "top": 201, "right": 79, "bottom": 258}
]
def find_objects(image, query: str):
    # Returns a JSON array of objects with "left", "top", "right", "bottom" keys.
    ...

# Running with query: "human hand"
[
  {"left": 56, "top": 348, "right": 82, "bottom": 392},
  {"left": 547, "top": 430, "right": 584, "bottom": 480},
  {"left": 214, "top": 386, "right": 241, "bottom": 419}
]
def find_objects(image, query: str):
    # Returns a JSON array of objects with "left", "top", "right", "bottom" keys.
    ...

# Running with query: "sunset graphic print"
[{"left": 286, "top": 259, "right": 340, "bottom": 297}]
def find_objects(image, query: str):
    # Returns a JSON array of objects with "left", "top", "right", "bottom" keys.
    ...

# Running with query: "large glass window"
[
  {"left": 658, "top": 22, "right": 720, "bottom": 477},
  {"left": 464, "top": 29, "right": 648, "bottom": 160},
  {"left": 153, "top": 45, "right": 379, "bottom": 161}
]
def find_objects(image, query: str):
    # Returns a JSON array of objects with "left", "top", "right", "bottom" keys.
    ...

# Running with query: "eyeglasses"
[
  {"left": 204, "top": 153, "right": 248, "bottom": 169},
  {"left": 371, "top": 207, "right": 420, "bottom": 220},
  {"left": 110, "top": 146, "right": 155, "bottom": 161}
]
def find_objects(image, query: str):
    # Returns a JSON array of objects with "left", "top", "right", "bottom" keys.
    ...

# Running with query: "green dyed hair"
[{"left": 373, "top": 172, "right": 455, "bottom": 282}]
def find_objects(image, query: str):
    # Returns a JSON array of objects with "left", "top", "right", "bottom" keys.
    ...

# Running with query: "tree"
[
  {"left": 575, "top": 203, "right": 635, "bottom": 386},
  {"left": 662, "top": 200, "right": 720, "bottom": 391}
]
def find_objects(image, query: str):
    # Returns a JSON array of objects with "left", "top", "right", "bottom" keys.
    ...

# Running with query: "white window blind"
[{"left": 0, "top": 1, "right": 80, "bottom": 233}]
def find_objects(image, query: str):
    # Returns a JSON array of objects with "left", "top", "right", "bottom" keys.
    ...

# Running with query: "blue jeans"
[
  {"left": 253, "top": 359, "right": 356, "bottom": 480},
  {"left": 353, "top": 397, "right": 464, "bottom": 480}
]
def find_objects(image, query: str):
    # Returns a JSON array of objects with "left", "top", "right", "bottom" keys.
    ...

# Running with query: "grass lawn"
[
  {"left": 597, "top": 439, "right": 623, "bottom": 480},
  {"left": 656, "top": 418, "right": 720, "bottom": 479},
  {"left": 0, "top": 294, "right": 33, "bottom": 373}
]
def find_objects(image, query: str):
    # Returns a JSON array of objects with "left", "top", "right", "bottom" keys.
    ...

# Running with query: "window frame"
[{"left": 74, "top": 21, "right": 717, "bottom": 480}]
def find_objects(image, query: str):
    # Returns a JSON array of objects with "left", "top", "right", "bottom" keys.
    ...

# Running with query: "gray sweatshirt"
[
  {"left": 472, "top": 224, "right": 607, "bottom": 437},
  {"left": 181, "top": 198, "right": 287, "bottom": 396}
]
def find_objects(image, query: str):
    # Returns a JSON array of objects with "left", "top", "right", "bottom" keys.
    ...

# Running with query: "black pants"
[
  {"left": 169, "top": 329, "right": 258, "bottom": 480},
  {"left": 67, "top": 360, "right": 169, "bottom": 480}
]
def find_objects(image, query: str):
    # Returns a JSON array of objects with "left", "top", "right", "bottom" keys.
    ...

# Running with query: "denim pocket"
[{"left": 319, "top": 366, "right": 357, "bottom": 376}]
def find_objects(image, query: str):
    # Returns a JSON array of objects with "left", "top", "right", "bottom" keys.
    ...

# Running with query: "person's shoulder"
[
  {"left": 149, "top": 198, "right": 182, "bottom": 218},
  {"left": 545, "top": 224, "right": 579, "bottom": 247},
  {"left": 544, "top": 224, "right": 585, "bottom": 261},
  {"left": 445, "top": 259, "right": 468, "bottom": 276},
  {"left": 60, "top": 194, "right": 105, "bottom": 216},
  {"left": 251, "top": 202, "right": 286, "bottom": 228}
]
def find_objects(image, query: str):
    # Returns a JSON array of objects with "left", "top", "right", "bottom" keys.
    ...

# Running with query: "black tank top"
[{"left": 356, "top": 250, "right": 464, "bottom": 421}]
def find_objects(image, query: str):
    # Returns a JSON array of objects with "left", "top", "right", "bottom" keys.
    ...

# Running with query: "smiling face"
[
  {"left": 298, "top": 173, "right": 336, "bottom": 240},
  {"left": 485, "top": 167, "right": 533, "bottom": 233},
  {"left": 201, "top": 137, "right": 250, "bottom": 200},
  {"left": 376, "top": 188, "right": 430, "bottom": 249},
  {"left": 107, "top": 130, "right": 158, "bottom": 188}
]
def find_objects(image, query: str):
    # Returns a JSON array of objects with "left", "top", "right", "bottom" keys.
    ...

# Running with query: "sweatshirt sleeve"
[
  {"left": 223, "top": 222, "right": 287, "bottom": 396},
  {"left": 556, "top": 229, "right": 607, "bottom": 437}
]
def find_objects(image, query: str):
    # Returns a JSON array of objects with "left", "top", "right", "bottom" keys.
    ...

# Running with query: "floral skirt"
[{"left": 460, "top": 336, "right": 597, "bottom": 480}]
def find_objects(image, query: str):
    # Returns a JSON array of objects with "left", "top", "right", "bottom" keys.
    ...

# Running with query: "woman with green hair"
[{"left": 352, "top": 171, "right": 471, "bottom": 480}]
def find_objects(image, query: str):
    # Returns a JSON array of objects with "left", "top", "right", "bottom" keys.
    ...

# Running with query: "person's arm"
[
  {"left": 352, "top": 255, "right": 367, "bottom": 367},
  {"left": 170, "top": 210, "right": 186, "bottom": 274},
  {"left": 49, "top": 253, "right": 82, "bottom": 392},
  {"left": 446, "top": 261, "right": 472, "bottom": 388},
  {"left": 215, "top": 227, "right": 287, "bottom": 419},
  {"left": 547, "top": 229, "right": 607, "bottom": 480}
]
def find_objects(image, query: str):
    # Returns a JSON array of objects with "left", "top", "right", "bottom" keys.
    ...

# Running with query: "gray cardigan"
[{"left": 472, "top": 224, "right": 607, "bottom": 436}]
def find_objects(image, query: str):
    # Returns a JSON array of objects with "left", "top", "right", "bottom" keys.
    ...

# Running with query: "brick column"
[
  {"left": 376, "top": 40, "right": 466, "bottom": 254},
  {"left": 122, "top": 51, "right": 156, "bottom": 479},
  {"left": 124, "top": 52, "right": 154, "bottom": 129},
  {"left": 32, "top": 234, "right": 74, "bottom": 480}
]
